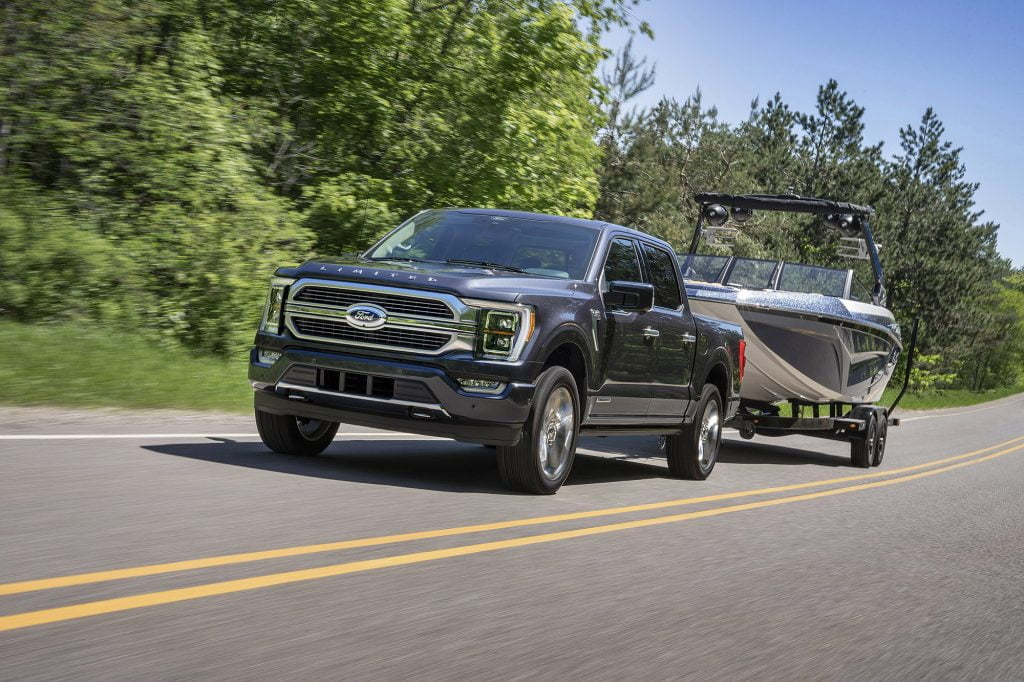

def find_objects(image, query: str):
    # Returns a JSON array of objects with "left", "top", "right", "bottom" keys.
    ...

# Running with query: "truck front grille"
[
  {"left": 293, "top": 286, "right": 454, "bottom": 319},
  {"left": 292, "top": 317, "right": 450, "bottom": 351}
]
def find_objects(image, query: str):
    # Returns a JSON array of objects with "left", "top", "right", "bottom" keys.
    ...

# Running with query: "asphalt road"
[{"left": 2, "top": 395, "right": 1024, "bottom": 680}]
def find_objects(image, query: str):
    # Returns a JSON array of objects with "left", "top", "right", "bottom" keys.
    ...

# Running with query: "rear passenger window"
[
  {"left": 642, "top": 243, "right": 682, "bottom": 310},
  {"left": 604, "top": 238, "right": 643, "bottom": 284}
]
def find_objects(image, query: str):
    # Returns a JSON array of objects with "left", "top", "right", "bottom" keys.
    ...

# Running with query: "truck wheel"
[
  {"left": 871, "top": 412, "right": 888, "bottom": 467},
  {"left": 666, "top": 384, "right": 722, "bottom": 480},
  {"left": 497, "top": 366, "right": 579, "bottom": 494},
  {"left": 850, "top": 411, "right": 877, "bottom": 468},
  {"left": 255, "top": 408, "right": 340, "bottom": 457}
]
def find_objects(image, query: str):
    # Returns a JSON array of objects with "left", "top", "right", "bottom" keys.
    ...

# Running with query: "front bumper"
[{"left": 249, "top": 346, "right": 536, "bottom": 446}]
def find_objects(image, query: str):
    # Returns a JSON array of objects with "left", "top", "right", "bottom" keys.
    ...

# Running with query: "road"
[{"left": 2, "top": 395, "right": 1023, "bottom": 680}]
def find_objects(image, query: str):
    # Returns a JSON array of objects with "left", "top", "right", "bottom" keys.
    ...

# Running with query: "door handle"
[
  {"left": 681, "top": 333, "right": 696, "bottom": 343},
  {"left": 642, "top": 327, "right": 660, "bottom": 339}
]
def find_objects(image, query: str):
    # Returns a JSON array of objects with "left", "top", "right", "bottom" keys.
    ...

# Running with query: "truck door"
[
  {"left": 640, "top": 241, "right": 698, "bottom": 419},
  {"left": 590, "top": 237, "right": 657, "bottom": 419}
]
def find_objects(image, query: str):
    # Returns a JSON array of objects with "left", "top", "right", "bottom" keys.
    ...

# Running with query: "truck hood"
[{"left": 278, "top": 256, "right": 583, "bottom": 303}]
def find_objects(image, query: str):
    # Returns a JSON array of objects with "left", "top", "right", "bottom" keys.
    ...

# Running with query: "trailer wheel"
[
  {"left": 666, "top": 384, "right": 722, "bottom": 480},
  {"left": 850, "top": 411, "right": 877, "bottom": 468},
  {"left": 871, "top": 413, "right": 888, "bottom": 467}
]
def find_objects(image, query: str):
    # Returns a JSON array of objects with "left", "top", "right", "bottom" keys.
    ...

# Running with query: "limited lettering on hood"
[{"left": 319, "top": 265, "right": 439, "bottom": 283}]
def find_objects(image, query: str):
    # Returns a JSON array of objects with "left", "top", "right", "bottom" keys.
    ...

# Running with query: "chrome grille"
[
  {"left": 292, "top": 317, "right": 450, "bottom": 351},
  {"left": 293, "top": 286, "right": 454, "bottom": 319}
]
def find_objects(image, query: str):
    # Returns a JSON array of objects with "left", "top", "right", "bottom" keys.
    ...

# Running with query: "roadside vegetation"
[
  {"left": 0, "top": 320, "right": 1018, "bottom": 415},
  {"left": 0, "top": 322, "right": 250, "bottom": 413},
  {"left": 1, "top": 1, "right": 1020, "bottom": 409}
]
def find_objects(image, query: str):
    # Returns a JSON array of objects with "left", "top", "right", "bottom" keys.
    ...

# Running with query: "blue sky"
[{"left": 601, "top": 0, "right": 1023, "bottom": 267}]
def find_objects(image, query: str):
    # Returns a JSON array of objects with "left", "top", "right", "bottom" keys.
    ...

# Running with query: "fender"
[{"left": 532, "top": 323, "right": 595, "bottom": 390}]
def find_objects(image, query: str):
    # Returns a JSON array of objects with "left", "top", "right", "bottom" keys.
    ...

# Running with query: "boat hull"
[{"left": 687, "top": 287, "right": 901, "bottom": 405}]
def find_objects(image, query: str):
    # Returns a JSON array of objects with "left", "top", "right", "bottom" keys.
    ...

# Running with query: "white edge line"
[{"left": 0, "top": 433, "right": 439, "bottom": 441}]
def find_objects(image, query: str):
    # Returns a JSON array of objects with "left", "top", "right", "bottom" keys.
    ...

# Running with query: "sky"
[{"left": 601, "top": 0, "right": 1024, "bottom": 267}]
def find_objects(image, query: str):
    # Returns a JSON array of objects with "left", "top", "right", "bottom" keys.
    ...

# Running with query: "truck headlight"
[
  {"left": 261, "top": 277, "right": 293, "bottom": 334},
  {"left": 465, "top": 301, "right": 534, "bottom": 362}
]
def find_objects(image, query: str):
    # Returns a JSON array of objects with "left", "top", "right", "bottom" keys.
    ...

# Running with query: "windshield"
[
  {"left": 777, "top": 263, "right": 849, "bottom": 298},
  {"left": 365, "top": 210, "right": 599, "bottom": 279},
  {"left": 726, "top": 258, "right": 777, "bottom": 289},
  {"left": 680, "top": 254, "right": 729, "bottom": 282}
]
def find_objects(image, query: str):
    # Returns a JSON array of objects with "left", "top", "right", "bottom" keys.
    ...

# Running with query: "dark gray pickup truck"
[{"left": 250, "top": 208, "right": 744, "bottom": 493}]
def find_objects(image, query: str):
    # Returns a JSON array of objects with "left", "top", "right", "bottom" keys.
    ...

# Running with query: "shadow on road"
[
  {"left": 579, "top": 435, "right": 849, "bottom": 469},
  {"left": 143, "top": 433, "right": 849, "bottom": 494},
  {"left": 142, "top": 438, "right": 669, "bottom": 494},
  {"left": 717, "top": 439, "right": 849, "bottom": 468}
]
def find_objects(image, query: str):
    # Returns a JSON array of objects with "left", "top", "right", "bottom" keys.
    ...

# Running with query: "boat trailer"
[{"left": 730, "top": 318, "right": 919, "bottom": 468}]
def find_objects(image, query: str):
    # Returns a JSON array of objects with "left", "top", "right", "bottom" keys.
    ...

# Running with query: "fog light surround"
[
  {"left": 458, "top": 378, "right": 507, "bottom": 395},
  {"left": 257, "top": 348, "right": 282, "bottom": 365}
]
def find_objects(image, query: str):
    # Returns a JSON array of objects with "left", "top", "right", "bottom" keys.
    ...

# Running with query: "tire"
[
  {"left": 850, "top": 411, "right": 877, "bottom": 468},
  {"left": 255, "top": 407, "right": 339, "bottom": 457},
  {"left": 871, "top": 411, "right": 888, "bottom": 467},
  {"left": 497, "top": 366, "right": 579, "bottom": 494},
  {"left": 666, "top": 384, "right": 723, "bottom": 480}
]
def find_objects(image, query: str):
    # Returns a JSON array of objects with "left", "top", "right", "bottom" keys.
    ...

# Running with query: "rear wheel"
[
  {"left": 666, "top": 384, "right": 722, "bottom": 480},
  {"left": 255, "top": 408, "right": 339, "bottom": 457},
  {"left": 497, "top": 366, "right": 579, "bottom": 494},
  {"left": 850, "top": 411, "right": 877, "bottom": 468}
]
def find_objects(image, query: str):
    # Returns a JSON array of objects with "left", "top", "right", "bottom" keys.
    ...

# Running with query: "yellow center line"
[
  {"left": 1, "top": 440, "right": 1022, "bottom": 633},
  {"left": 2, "top": 434, "right": 1022, "bottom": 598}
]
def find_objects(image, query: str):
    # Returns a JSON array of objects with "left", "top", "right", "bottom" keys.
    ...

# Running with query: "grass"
[
  {"left": 0, "top": 321, "right": 252, "bottom": 413},
  {"left": 880, "top": 384, "right": 1024, "bottom": 411},
  {"left": 1, "top": 320, "right": 1021, "bottom": 415}
]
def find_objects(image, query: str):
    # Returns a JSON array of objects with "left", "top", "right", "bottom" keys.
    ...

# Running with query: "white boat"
[{"left": 681, "top": 193, "right": 902, "bottom": 407}]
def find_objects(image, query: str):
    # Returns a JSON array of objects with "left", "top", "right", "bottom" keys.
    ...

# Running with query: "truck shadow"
[{"left": 142, "top": 438, "right": 668, "bottom": 494}]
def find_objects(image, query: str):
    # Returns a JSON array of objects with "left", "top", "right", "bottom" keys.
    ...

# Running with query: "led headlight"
[
  {"left": 260, "top": 277, "right": 293, "bottom": 334},
  {"left": 464, "top": 300, "right": 535, "bottom": 362}
]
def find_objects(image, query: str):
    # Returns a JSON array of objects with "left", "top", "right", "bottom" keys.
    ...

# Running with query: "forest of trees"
[{"left": 1, "top": 1, "right": 1021, "bottom": 390}]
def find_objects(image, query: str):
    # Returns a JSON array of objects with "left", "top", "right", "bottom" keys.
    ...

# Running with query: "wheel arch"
[{"left": 540, "top": 333, "right": 589, "bottom": 401}]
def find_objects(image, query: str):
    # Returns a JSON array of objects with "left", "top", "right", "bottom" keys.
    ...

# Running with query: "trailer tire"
[
  {"left": 871, "top": 412, "right": 888, "bottom": 467},
  {"left": 666, "top": 384, "right": 722, "bottom": 480},
  {"left": 850, "top": 410, "right": 877, "bottom": 468}
]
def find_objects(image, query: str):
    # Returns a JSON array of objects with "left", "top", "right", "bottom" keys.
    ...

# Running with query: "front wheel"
[
  {"left": 255, "top": 407, "right": 339, "bottom": 457},
  {"left": 666, "top": 384, "right": 723, "bottom": 480},
  {"left": 497, "top": 366, "right": 579, "bottom": 494}
]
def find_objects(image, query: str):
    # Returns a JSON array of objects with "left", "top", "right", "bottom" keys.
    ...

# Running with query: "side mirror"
[{"left": 604, "top": 281, "right": 654, "bottom": 312}]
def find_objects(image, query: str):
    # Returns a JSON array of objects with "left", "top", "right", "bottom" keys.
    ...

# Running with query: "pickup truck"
[{"left": 249, "top": 208, "right": 744, "bottom": 494}]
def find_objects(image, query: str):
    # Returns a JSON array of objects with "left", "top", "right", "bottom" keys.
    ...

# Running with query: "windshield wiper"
[
  {"left": 367, "top": 256, "right": 432, "bottom": 263},
  {"left": 445, "top": 258, "right": 526, "bottom": 273}
]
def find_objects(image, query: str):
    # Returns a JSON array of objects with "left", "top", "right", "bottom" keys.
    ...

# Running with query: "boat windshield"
[
  {"left": 777, "top": 263, "right": 847, "bottom": 297},
  {"left": 682, "top": 254, "right": 730, "bottom": 282},
  {"left": 726, "top": 258, "right": 777, "bottom": 289},
  {"left": 683, "top": 253, "right": 869, "bottom": 301}
]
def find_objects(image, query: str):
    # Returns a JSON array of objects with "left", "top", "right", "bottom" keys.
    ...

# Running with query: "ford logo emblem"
[{"left": 345, "top": 304, "right": 388, "bottom": 330}]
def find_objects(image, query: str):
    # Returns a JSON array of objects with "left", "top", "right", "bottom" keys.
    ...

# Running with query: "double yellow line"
[{"left": 2, "top": 435, "right": 1022, "bottom": 633}]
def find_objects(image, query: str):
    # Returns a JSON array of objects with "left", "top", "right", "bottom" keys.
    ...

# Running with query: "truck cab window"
[
  {"left": 642, "top": 243, "right": 682, "bottom": 310},
  {"left": 604, "top": 237, "right": 642, "bottom": 286}
]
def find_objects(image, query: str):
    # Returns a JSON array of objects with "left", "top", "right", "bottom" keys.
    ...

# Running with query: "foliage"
[
  {"left": 907, "top": 354, "right": 958, "bottom": 393},
  {"left": 1, "top": 0, "right": 640, "bottom": 351}
]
